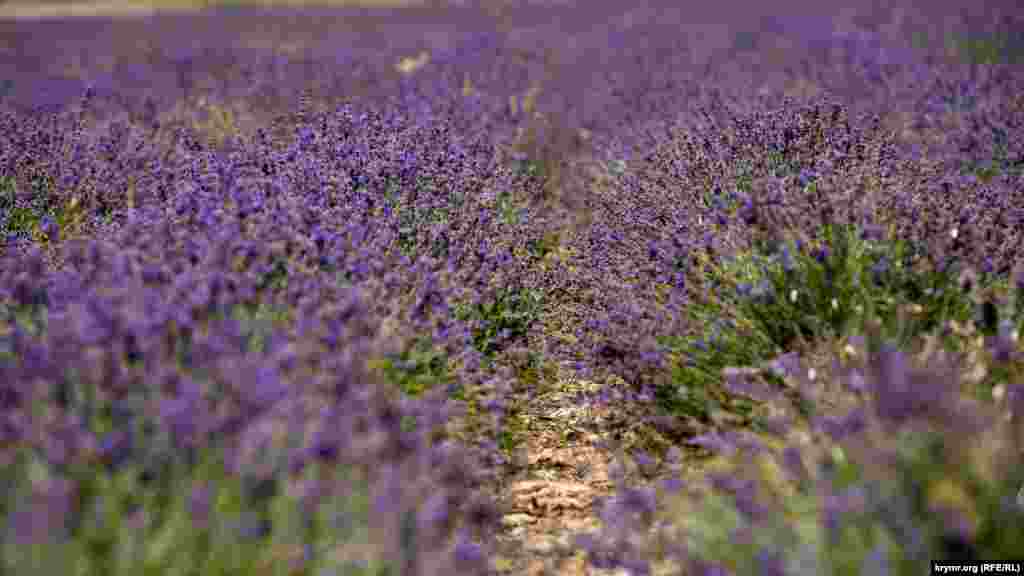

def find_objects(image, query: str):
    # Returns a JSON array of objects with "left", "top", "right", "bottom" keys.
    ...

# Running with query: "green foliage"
[
  {"left": 374, "top": 335, "right": 460, "bottom": 401},
  {"left": 606, "top": 157, "right": 628, "bottom": 178},
  {"left": 731, "top": 147, "right": 805, "bottom": 197},
  {"left": 957, "top": 124, "right": 1024, "bottom": 182},
  {"left": 525, "top": 230, "right": 561, "bottom": 262},
  {"left": 230, "top": 301, "right": 293, "bottom": 355},
  {"left": 950, "top": 273, "right": 1024, "bottom": 400},
  {"left": 655, "top": 217, "right": 999, "bottom": 424},
  {"left": 655, "top": 314, "right": 776, "bottom": 423},
  {"left": 494, "top": 188, "right": 526, "bottom": 227},
  {"left": 729, "top": 221, "right": 987, "bottom": 351},
  {"left": 366, "top": 333, "right": 463, "bottom": 440},
  {"left": 672, "top": 331, "right": 1024, "bottom": 576},
  {"left": 674, "top": 446, "right": 864, "bottom": 574},
  {"left": 0, "top": 173, "right": 52, "bottom": 243},
  {"left": 911, "top": 29, "right": 1024, "bottom": 66},
  {"left": 453, "top": 286, "right": 543, "bottom": 359},
  {"left": 383, "top": 174, "right": 464, "bottom": 260},
  {"left": 499, "top": 348, "right": 553, "bottom": 454},
  {"left": 698, "top": 184, "right": 741, "bottom": 216},
  {"left": 256, "top": 258, "right": 290, "bottom": 294},
  {"left": 0, "top": 418, "right": 391, "bottom": 575},
  {"left": 877, "top": 429, "right": 1024, "bottom": 568},
  {"left": 654, "top": 185, "right": 1024, "bottom": 570},
  {"left": 0, "top": 296, "right": 49, "bottom": 343},
  {"left": 511, "top": 156, "right": 546, "bottom": 184},
  {"left": 0, "top": 171, "right": 91, "bottom": 248},
  {"left": 952, "top": 30, "right": 1024, "bottom": 66}
]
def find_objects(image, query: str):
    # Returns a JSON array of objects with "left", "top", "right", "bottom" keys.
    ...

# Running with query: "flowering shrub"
[
  {"left": 1, "top": 1, "right": 1023, "bottom": 575},
  {"left": 577, "top": 306, "right": 1024, "bottom": 575}
]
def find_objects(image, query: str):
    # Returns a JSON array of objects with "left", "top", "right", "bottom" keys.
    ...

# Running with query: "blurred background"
[{"left": 0, "top": 0, "right": 427, "bottom": 20}]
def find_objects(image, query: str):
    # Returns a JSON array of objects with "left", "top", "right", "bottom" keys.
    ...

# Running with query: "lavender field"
[{"left": 2, "top": 1, "right": 1024, "bottom": 574}]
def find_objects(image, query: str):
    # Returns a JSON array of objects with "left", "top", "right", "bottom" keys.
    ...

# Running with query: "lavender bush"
[{"left": 1, "top": 1, "right": 1023, "bottom": 574}]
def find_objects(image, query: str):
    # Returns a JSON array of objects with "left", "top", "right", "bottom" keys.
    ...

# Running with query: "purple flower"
[
  {"left": 782, "top": 445, "right": 809, "bottom": 486},
  {"left": 861, "top": 223, "right": 886, "bottom": 242},
  {"left": 723, "top": 367, "right": 778, "bottom": 402},
  {"left": 755, "top": 548, "right": 787, "bottom": 576},
  {"left": 40, "top": 215, "right": 59, "bottom": 243},
  {"left": 14, "top": 476, "right": 75, "bottom": 545},
  {"left": 822, "top": 484, "right": 868, "bottom": 544},
  {"left": 611, "top": 486, "right": 657, "bottom": 524},
  {"left": 990, "top": 322, "right": 1018, "bottom": 364},
  {"left": 452, "top": 529, "right": 485, "bottom": 570},
  {"left": 759, "top": 414, "right": 791, "bottom": 437},
  {"left": 189, "top": 484, "right": 212, "bottom": 531},
  {"left": 867, "top": 343, "right": 966, "bottom": 428},
  {"left": 815, "top": 407, "right": 867, "bottom": 442},
  {"left": 766, "top": 352, "right": 801, "bottom": 379},
  {"left": 98, "top": 429, "right": 133, "bottom": 472},
  {"left": 861, "top": 543, "right": 890, "bottom": 576},
  {"left": 160, "top": 374, "right": 203, "bottom": 449},
  {"left": 871, "top": 257, "right": 890, "bottom": 285},
  {"left": 844, "top": 368, "right": 867, "bottom": 393},
  {"left": 708, "top": 472, "right": 767, "bottom": 522},
  {"left": 690, "top": 560, "right": 733, "bottom": 576},
  {"left": 780, "top": 245, "right": 795, "bottom": 273},
  {"left": 661, "top": 475, "right": 685, "bottom": 494},
  {"left": 689, "top": 431, "right": 738, "bottom": 456}
]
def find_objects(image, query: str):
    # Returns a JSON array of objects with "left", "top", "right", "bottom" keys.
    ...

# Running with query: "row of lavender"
[
  {"left": 2, "top": 0, "right": 1024, "bottom": 574},
  {"left": 559, "top": 3, "right": 1024, "bottom": 573}
]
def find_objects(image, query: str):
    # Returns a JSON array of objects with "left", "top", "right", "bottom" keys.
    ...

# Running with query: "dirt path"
[{"left": 479, "top": 367, "right": 696, "bottom": 576}]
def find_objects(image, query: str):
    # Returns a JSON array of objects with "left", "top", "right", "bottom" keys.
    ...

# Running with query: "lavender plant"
[{"left": 2, "top": 2, "right": 1024, "bottom": 575}]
